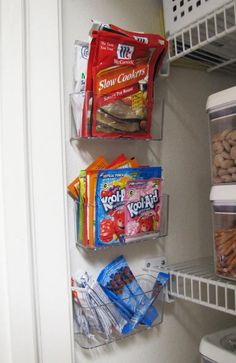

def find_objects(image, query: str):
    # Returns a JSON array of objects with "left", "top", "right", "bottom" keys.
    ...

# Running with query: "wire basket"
[
  {"left": 163, "top": 0, "right": 231, "bottom": 36},
  {"left": 72, "top": 273, "right": 165, "bottom": 349}
]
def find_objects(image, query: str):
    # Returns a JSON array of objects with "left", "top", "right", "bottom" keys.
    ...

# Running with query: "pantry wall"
[{"left": 63, "top": 1, "right": 236, "bottom": 362}]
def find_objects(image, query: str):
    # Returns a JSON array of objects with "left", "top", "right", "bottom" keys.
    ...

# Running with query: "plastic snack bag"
[
  {"left": 72, "top": 41, "right": 89, "bottom": 136},
  {"left": 125, "top": 178, "right": 162, "bottom": 240},
  {"left": 72, "top": 271, "right": 127, "bottom": 336},
  {"left": 95, "top": 167, "right": 162, "bottom": 247},
  {"left": 97, "top": 255, "right": 159, "bottom": 334}
]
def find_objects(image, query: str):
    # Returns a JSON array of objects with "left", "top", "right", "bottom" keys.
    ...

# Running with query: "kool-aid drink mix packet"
[
  {"left": 125, "top": 178, "right": 162, "bottom": 240},
  {"left": 95, "top": 167, "right": 162, "bottom": 247}
]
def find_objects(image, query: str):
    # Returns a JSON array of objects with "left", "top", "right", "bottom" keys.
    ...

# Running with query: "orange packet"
[
  {"left": 110, "top": 157, "right": 138, "bottom": 169},
  {"left": 86, "top": 155, "right": 108, "bottom": 172},
  {"left": 86, "top": 156, "right": 108, "bottom": 247},
  {"left": 107, "top": 153, "right": 127, "bottom": 169},
  {"left": 67, "top": 177, "right": 80, "bottom": 200}
]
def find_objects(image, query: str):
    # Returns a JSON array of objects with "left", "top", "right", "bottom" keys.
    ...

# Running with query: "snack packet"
[
  {"left": 72, "top": 271, "right": 127, "bottom": 336},
  {"left": 90, "top": 21, "right": 166, "bottom": 49},
  {"left": 72, "top": 41, "right": 89, "bottom": 136},
  {"left": 95, "top": 167, "right": 162, "bottom": 247},
  {"left": 73, "top": 40, "right": 89, "bottom": 93},
  {"left": 111, "top": 157, "right": 138, "bottom": 169},
  {"left": 107, "top": 153, "right": 127, "bottom": 168},
  {"left": 67, "top": 176, "right": 80, "bottom": 200},
  {"left": 78, "top": 171, "right": 87, "bottom": 245},
  {"left": 82, "top": 36, "right": 97, "bottom": 136},
  {"left": 125, "top": 178, "right": 162, "bottom": 240},
  {"left": 86, "top": 156, "right": 108, "bottom": 248},
  {"left": 97, "top": 255, "right": 158, "bottom": 334},
  {"left": 85, "top": 29, "right": 167, "bottom": 138}
]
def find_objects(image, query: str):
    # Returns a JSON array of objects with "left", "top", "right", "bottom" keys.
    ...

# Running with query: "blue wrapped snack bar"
[{"left": 97, "top": 255, "right": 169, "bottom": 334}]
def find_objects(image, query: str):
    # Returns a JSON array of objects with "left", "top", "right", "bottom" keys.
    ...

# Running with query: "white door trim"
[
  {"left": 0, "top": 0, "right": 74, "bottom": 362},
  {"left": 0, "top": 0, "right": 39, "bottom": 362}
]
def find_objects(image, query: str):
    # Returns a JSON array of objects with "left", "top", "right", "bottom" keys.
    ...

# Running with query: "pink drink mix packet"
[{"left": 125, "top": 178, "right": 162, "bottom": 238}]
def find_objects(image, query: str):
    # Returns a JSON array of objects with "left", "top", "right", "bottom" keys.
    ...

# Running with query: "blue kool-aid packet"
[
  {"left": 95, "top": 167, "right": 162, "bottom": 247},
  {"left": 97, "top": 255, "right": 160, "bottom": 334}
]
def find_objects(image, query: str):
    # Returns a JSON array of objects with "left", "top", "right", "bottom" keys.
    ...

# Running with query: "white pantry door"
[{"left": 0, "top": 1, "right": 74, "bottom": 362}]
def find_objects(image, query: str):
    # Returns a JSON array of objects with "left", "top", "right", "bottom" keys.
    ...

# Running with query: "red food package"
[
  {"left": 86, "top": 30, "right": 167, "bottom": 138},
  {"left": 81, "top": 36, "right": 97, "bottom": 137},
  {"left": 90, "top": 21, "right": 165, "bottom": 48}
]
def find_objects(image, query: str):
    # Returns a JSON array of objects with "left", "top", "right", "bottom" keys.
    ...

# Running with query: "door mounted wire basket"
[{"left": 72, "top": 273, "right": 165, "bottom": 349}]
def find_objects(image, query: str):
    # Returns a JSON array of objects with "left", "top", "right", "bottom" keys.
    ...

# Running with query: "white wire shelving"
[
  {"left": 167, "top": 1, "right": 236, "bottom": 74},
  {"left": 146, "top": 257, "right": 236, "bottom": 316}
]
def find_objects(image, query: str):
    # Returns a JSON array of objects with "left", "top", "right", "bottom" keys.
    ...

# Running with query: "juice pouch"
[
  {"left": 125, "top": 178, "right": 162, "bottom": 240},
  {"left": 95, "top": 166, "right": 162, "bottom": 247},
  {"left": 91, "top": 30, "right": 167, "bottom": 138},
  {"left": 97, "top": 255, "right": 158, "bottom": 334},
  {"left": 86, "top": 156, "right": 109, "bottom": 248}
]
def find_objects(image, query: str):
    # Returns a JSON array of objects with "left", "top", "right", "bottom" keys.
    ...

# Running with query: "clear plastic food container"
[
  {"left": 206, "top": 86, "right": 236, "bottom": 185},
  {"left": 210, "top": 185, "right": 236, "bottom": 281},
  {"left": 200, "top": 326, "right": 236, "bottom": 363}
]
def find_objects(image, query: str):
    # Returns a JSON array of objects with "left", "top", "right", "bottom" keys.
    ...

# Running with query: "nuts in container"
[
  {"left": 212, "top": 128, "right": 236, "bottom": 184},
  {"left": 207, "top": 86, "right": 236, "bottom": 184}
]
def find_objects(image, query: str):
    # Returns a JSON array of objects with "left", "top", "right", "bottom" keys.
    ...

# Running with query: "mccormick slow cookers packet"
[
  {"left": 83, "top": 28, "right": 168, "bottom": 138},
  {"left": 95, "top": 166, "right": 162, "bottom": 247}
]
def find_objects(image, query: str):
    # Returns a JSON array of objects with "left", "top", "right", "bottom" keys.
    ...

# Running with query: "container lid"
[
  {"left": 206, "top": 86, "right": 236, "bottom": 113},
  {"left": 210, "top": 185, "right": 236, "bottom": 202},
  {"left": 199, "top": 326, "right": 236, "bottom": 363}
]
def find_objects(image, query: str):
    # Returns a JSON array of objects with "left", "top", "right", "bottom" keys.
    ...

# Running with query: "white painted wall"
[{"left": 62, "top": 1, "right": 236, "bottom": 362}]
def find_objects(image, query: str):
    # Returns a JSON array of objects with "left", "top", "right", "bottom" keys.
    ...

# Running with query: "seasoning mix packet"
[{"left": 72, "top": 22, "right": 168, "bottom": 138}]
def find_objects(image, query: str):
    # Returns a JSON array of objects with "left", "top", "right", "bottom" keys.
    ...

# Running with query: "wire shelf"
[
  {"left": 148, "top": 257, "right": 236, "bottom": 315},
  {"left": 167, "top": 1, "right": 236, "bottom": 74}
]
